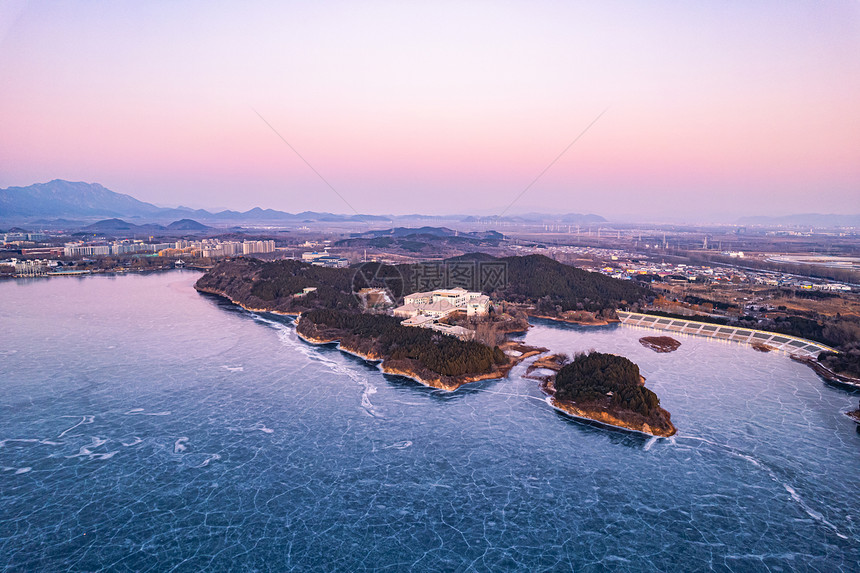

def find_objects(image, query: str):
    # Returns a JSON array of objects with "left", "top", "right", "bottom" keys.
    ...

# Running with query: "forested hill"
[
  {"left": 487, "top": 254, "right": 649, "bottom": 313},
  {"left": 194, "top": 258, "right": 360, "bottom": 313},
  {"left": 552, "top": 351, "right": 676, "bottom": 436},
  {"left": 555, "top": 352, "right": 659, "bottom": 416},
  {"left": 195, "top": 253, "right": 650, "bottom": 315},
  {"left": 298, "top": 309, "right": 507, "bottom": 379}
]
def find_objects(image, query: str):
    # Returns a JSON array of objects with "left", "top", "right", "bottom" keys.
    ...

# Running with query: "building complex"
[{"left": 394, "top": 287, "right": 490, "bottom": 319}]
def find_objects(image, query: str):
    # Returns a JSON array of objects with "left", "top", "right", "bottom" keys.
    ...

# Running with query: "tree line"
[
  {"left": 301, "top": 309, "right": 507, "bottom": 377},
  {"left": 554, "top": 352, "right": 661, "bottom": 417},
  {"left": 492, "top": 254, "right": 650, "bottom": 312}
]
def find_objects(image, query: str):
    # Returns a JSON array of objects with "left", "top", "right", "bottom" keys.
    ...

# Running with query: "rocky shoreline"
[
  {"left": 790, "top": 355, "right": 860, "bottom": 390},
  {"left": 522, "top": 353, "right": 567, "bottom": 382},
  {"left": 639, "top": 336, "right": 681, "bottom": 353},
  {"left": 296, "top": 316, "right": 545, "bottom": 391},
  {"left": 528, "top": 312, "right": 616, "bottom": 326},
  {"left": 202, "top": 281, "right": 677, "bottom": 435},
  {"left": 538, "top": 361, "right": 676, "bottom": 437},
  {"left": 543, "top": 396, "right": 677, "bottom": 437},
  {"left": 195, "top": 285, "right": 301, "bottom": 317},
  {"left": 200, "top": 281, "right": 676, "bottom": 435},
  {"left": 198, "top": 283, "right": 547, "bottom": 391}
]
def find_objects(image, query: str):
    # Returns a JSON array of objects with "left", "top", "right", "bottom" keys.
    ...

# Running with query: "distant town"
[{"left": 2, "top": 227, "right": 855, "bottom": 300}]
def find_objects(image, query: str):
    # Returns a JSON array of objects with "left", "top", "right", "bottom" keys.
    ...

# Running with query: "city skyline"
[{"left": 1, "top": 1, "right": 859, "bottom": 222}]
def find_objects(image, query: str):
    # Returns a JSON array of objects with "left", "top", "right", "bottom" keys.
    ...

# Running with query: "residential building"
[{"left": 243, "top": 240, "right": 275, "bottom": 255}]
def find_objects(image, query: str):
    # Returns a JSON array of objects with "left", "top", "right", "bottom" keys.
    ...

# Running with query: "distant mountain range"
[
  {"left": 1, "top": 180, "right": 163, "bottom": 219},
  {"left": 354, "top": 227, "right": 505, "bottom": 239},
  {"left": 460, "top": 213, "right": 606, "bottom": 224},
  {"left": 335, "top": 227, "right": 506, "bottom": 252},
  {"left": 0, "top": 180, "right": 607, "bottom": 226},
  {"left": 4, "top": 180, "right": 857, "bottom": 229},
  {"left": 80, "top": 218, "right": 213, "bottom": 234},
  {"left": 0, "top": 180, "right": 393, "bottom": 223},
  {"left": 735, "top": 213, "right": 860, "bottom": 227}
]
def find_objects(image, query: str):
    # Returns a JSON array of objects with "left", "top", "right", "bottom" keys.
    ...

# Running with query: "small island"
[
  {"left": 639, "top": 336, "right": 681, "bottom": 353},
  {"left": 847, "top": 401, "right": 860, "bottom": 424},
  {"left": 542, "top": 351, "right": 676, "bottom": 437}
]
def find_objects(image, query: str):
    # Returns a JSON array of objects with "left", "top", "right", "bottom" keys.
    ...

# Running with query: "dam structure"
[{"left": 616, "top": 311, "right": 836, "bottom": 358}]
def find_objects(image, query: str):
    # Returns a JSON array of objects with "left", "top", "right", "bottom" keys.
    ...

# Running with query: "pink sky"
[{"left": 1, "top": 1, "right": 858, "bottom": 221}]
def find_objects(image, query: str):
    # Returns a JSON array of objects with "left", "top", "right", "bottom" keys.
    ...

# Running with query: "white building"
[
  {"left": 466, "top": 295, "right": 491, "bottom": 316},
  {"left": 302, "top": 251, "right": 325, "bottom": 261},
  {"left": 431, "top": 288, "right": 469, "bottom": 308},
  {"left": 12, "top": 258, "right": 50, "bottom": 276},
  {"left": 221, "top": 241, "right": 243, "bottom": 256},
  {"left": 394, "top": 299, "right": 458, "bottom": 319},
  {"left": 404, "top": 291, "right": 434, "bottom": 305},
  {"left": 310, "top": 256, "right": 349, "bottom": 268},
  {"left": 394, "top": 287, "right": 490, "bottom": 319},
  {"left": 63, "top": 244, "right": 110, "bottom": 257}
]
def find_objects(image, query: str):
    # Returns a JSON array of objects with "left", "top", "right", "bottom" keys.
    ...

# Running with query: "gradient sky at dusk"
[{"left": 1, "top": 1, "right": 858, "bottom": 221}]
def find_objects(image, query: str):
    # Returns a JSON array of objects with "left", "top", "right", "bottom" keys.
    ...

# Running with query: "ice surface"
[{"left": 0, "top": 274, "right": 857, "bottom": 572}]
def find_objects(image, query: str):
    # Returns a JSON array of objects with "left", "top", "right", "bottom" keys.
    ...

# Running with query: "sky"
[{"left": 1, "top": 1, "right": 859, "bottom": 222}]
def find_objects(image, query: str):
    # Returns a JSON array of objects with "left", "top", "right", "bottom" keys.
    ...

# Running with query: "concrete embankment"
[{"left": 616, "top": 311, "right": 835, "bottom": 358}]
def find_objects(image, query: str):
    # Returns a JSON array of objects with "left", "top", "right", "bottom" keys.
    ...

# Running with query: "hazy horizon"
[
  {"left": 1, "top": 1, "right": 859, "bottom": 221},
  {"left": 6, "top": 178, "right": 860, "bottom": 226}
]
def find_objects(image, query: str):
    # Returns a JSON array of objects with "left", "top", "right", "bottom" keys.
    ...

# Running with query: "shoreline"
[
  {"left": 194, "top": 285, "right": 301, "bottom": 317},
  {"left": 6, "top": 266, "right": 193, "bottom": 280},
  {"left": 527, "top": 312, "right": 616, "bottom": 327},
  {"left": 198, "top": 283, "right": 545, "bottom": 391},
  {"left": 544, "top": 394, "right": 677, "bottom": 437},
  {"left": 790, "top": 355, "right": 860, "bottom": 390},
  {"left": 543, "top": 397, "right": 673, "bottom": 438},
  {"left": 294, "top": 328, "right": 383, "bottom": 362},
  {"left": 537, "top": 362, "right": 676, "bottom": 437},
  {"left": 295, "top": 327, "right": 539, "bottom": 390}
]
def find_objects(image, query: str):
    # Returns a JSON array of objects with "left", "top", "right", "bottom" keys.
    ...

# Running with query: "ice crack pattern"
[{"left": 0, "top": 272, "right": 857, "bottom": 572}]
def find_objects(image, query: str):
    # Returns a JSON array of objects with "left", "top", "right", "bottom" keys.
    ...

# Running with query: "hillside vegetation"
[
  {"left": 298, "top": 309, "right": 507, "bottom": 378},
  {"left": 196, "top": 254, "right": 651, "bottom": 316},
  {"left": 555, "top": 352, "right": 660, "bottom": 417},
  {"left": 493, "top": 254, "right": 649, "bottom": 313},
  {"left": 195, "top": 258, "right": 360, "bottom": 312}
]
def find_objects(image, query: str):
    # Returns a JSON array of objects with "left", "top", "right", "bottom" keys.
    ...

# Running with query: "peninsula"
[
  {"left": 194, "top": 255, "right": 675, "bottom": 430},
  {"left": 295, "top": 309, "right": 544, "bottom": 390}
]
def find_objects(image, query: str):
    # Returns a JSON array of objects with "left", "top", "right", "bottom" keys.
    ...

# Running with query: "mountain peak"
[{"left": 1, "top": 180, "right": 162, "bottom": 218}]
